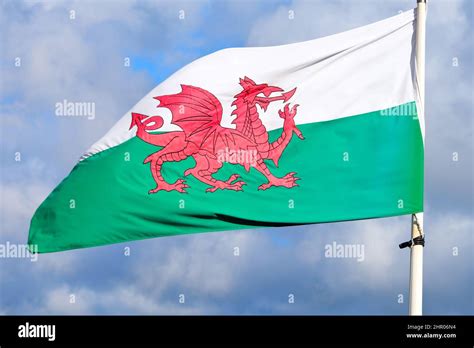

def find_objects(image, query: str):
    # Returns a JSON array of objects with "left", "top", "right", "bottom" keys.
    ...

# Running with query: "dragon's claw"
[
  {"left": 226, "top": 174, "right": 241, "bottom": 184},
  {"left": 279, "top": 103, "right": 299, "bottom": 120},
  {"left": 230, "top": 181, "right": 246, "bottom": 190},
  {"left": 148, "top": 178, "right": 188, "bottom": 194},
  {"left": 258, "top": 172, "right": 300, "bottom": 190},
  {"left": 206, "top": 180, "right": 246, "bottom": 192}
]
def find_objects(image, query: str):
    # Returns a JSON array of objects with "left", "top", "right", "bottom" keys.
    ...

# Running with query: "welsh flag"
[{"left": 29, "top": 10, "right": 423, "bottom": 253}]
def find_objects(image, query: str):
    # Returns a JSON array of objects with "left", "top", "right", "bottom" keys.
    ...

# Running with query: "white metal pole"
[
  {"left": 409, "top": 0, "right": 427, "bottom": 316},
  {"left": 409, "top": 213, "right": 424, "bottom": 315}
]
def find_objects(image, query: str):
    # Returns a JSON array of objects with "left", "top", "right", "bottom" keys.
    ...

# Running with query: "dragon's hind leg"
[
  {"left": 185, "top": 154, "right": 245, "bottom": 192},
  {"left": 253, "top": 154, "right": 300, "bottom": 190},
  {"left": 145, "top": 141, "right": 197, "bottom": 194}
]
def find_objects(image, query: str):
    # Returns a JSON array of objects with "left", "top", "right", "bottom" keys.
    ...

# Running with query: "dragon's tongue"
[
  {"left": 282, "top": 88, "right": 296, "bottom": 102},
  {"left": 260, "top": 88, "right": 296, "bottom": 104}
]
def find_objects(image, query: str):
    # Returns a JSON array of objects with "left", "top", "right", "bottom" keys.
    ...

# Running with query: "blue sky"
[{"left": 0, "top": 0, "right": 472, "bottom": 315}]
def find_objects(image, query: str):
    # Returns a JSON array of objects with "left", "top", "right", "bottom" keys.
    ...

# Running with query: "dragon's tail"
[{"left": 130, "top": 112, "right": 148, "bottom": 130}]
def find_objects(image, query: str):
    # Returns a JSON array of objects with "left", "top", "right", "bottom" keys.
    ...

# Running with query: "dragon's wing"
[{"left": 154, "top": 85, "right": 223, "bottom": 146}]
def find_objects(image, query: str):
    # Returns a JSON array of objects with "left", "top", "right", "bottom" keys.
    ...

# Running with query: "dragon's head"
[{"left": 234, "top": 76, "right": 296, "bottom": 111}]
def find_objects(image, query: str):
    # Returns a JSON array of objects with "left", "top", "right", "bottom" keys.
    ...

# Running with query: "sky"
[{"left": 0, "top": 0, "right": 472, "bottom": 315}]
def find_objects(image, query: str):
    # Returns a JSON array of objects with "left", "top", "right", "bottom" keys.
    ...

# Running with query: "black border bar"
[{"left": 0, "top": 315, "right": 472, "bottom": 346}]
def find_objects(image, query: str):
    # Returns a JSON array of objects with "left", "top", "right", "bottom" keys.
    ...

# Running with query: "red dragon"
[{"left": 130, "top": 76, "right": 304, "bottom": 193}]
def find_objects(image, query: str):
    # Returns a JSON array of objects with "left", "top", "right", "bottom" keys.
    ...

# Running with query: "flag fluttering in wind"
[{"left": 29, "top": 10, "right": 423, "bottom": 253}]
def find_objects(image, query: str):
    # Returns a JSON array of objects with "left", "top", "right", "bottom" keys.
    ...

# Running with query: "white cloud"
[
  {"left": 133, "top": 230, "right": 267, "bottom": 297},
  {"left": 41, "top": 285, "right": 94, "bottom": 314},
  {"left": 247, "top": 0, "right": 414, "bottom": 46},
  {"left": 296, "top": 216, "right": 410, "bottom": 290},
  {"left": 33, "top": 251, "right": 80, "bottom": 275},
  {"left": 0, "top": 181, "right": 51, "bottom": 240}
]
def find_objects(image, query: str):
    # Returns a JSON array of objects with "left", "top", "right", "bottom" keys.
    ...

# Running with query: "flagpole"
[{"left": 409, "top": 0, "right": 427, "bottom": 316}]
